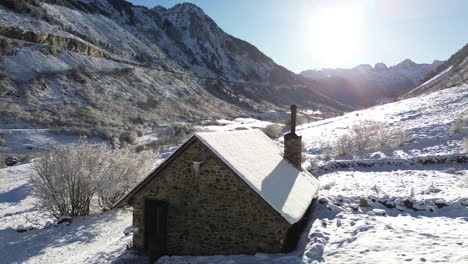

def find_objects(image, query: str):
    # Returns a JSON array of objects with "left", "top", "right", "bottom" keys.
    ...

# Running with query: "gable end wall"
[{"left": 130, "top": 139, "right": 292, "bottom": 255}]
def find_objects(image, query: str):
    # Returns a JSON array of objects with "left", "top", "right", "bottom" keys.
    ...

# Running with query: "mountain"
[
  {"left": 403, "top": 43, "right": 468, "bottom": 98},
  {"left": 0, "top": 0, "right": 350, "bottom": 138},
  {"left": 300, "top": 59, "right": 442, "bottom": 107}
]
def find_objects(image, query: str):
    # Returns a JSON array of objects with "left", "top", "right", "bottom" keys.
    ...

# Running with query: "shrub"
[
  {"left": 142, "top": 96, "right": 160, "bottom": 109},
  {"left": 72, "top": 64, "right": 90, "bottom": 83},
  {"left": 0, "top": 38, "right": 13, "bottom": 55},
  {"left": 96, "top": 148, "right": 155, "bottom": 210},
  {"left": 120, "top": 131, "right": 138, "bottom": 145},
  {"left": 464, "top": 138, "right": 468, "bottom": 153},
  {"left": 261, "top": 124, "right": 283, "bottom": 139},
  {"left": 146, "top": 140, "right": 162, "bottom": 151},
  {"left": 451, "top": 113, "right": 467, "bottom": 135},
  {"left": 136, "top": 128, "right": 144, "bottom": 137},
  {"left": 135, "top": 144, "right": 145, "bottom": 153},
  {"left": 332, "top": 120, "right": 408, "bottom": 157},
  {"left": 334, "top": 134, "right": 354, "bottom": 157},
  {"left": 31, "top": 140, "right": 156, "bottom": 217},
  {"left": 162, "top": 123, "right": 194, "bottom": 145},
  {"left": 0, "top": 148, "right": 4, "bottom": 169},
  {"left": 32, "top": 141, "right": 109, "bottom": 217}
]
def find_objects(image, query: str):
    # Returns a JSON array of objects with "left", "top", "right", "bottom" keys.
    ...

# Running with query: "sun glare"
[{"left": 309, "top": 6, "right": 364, "bottom": 68}]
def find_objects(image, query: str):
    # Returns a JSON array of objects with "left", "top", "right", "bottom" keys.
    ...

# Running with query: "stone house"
[{"left": 115, "top": 105, "right": 320, "bottom": 262}]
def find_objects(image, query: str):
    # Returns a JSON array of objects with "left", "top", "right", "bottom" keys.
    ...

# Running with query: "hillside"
[
  {"left": 0, "top": 0, "right": 351, "bottom": 139},
  {"left": 404, "top": 43, "right": 468, "bottom": 98},
  {"left": 301, "top": 59, "right": 441, "bottom": 107},
  {"left": 1, "top": 84, "right": 466, "bottom": 263}
]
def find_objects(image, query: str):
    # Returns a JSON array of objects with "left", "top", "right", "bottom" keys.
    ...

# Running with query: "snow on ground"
[
  {"left": 0, "top": 162, "right": 135, "bottom": 264},
  {"left": 0, "top": 124, "right": 101, "bottom": 155},
  {"left": 0, "top": 85, "right": 467, "bottom": 263},
  {"left": 0, "top": 117, "right": 272, "bottom": 156},
  {"left": 198, "top": 118, "right": 274, "bottom": 132},
  {"left": 296, "top": 84, "right": 468, "bottom": 160},
  {"left": 0, "top": 163, "right": 47, "bottom": 230},
  {"left": 158, "top": 165, "right": 468, "bottom": 264}
]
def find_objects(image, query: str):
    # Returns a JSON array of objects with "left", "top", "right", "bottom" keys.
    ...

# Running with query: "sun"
[{"left": 308, "top": 6, "right": 364, "bottom": 68}]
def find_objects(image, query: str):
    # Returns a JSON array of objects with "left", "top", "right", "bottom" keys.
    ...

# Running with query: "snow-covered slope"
[
  {"left": 298, "top": 84, "right": 468, "bottom": 161},
  {"left": 1, "top": 85, "right": 466, "bottom": 263},
  {"left": 0, "top": 0, "right": 350, "bottom": 139},
  {"left": 404, "top": 43, "right": 468, "bottom": 98},
  {"left": 301, "top": 59, "right": 442, "bottom": 107}
]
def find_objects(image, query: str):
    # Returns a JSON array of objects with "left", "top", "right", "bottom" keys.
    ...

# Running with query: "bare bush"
[
  {"left": 451, "top": 113, "right": 467, "bottom": 135},
  {"left": 32, "top": 141, "right": 108, "bottom": 217},
  {"left": 261, "top": 124, "right": 283, "bottom": 139},
  {"left": 332, "top": 120, "right": 408, "bottom": 157},
  {"left": 334, "top": 134, "right": 354, "bottom": 157},
  {"left": 120, "top": 131, "right": 138, "bottom": 145},
  {"left": 31, "top": 140, "right": 155, "bottom": 217},
  {"left": 96, "top": 148, "right": 155, "bottom": 210},
  {"left": 72, "top": 64, "right": 90, "bottom": 83},
  {"left": 0, "top": 145, "right": 5, "bottom": 169},
  {"left": 0, "top": 38, "right": 13, "bottom": 55},
  {"left": 162, "top": 123, "right": 194, "bottom": 145}
]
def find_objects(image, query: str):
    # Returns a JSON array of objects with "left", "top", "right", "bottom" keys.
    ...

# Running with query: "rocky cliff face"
[{"left": 301, "top": 59, "right": 442, "bottom": 107}]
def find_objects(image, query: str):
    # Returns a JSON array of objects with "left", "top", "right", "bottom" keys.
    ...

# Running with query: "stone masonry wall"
[{"left": 130, "top": 139, "right": 292, "bottom": 256}]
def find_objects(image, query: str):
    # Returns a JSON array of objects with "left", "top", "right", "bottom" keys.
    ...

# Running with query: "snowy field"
[{"left": 0, "top": 85, "right": 467, "bottom": 263}]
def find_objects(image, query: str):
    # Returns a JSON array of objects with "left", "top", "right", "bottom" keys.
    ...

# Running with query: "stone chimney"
[{"left": 284, "top": 105, "right": 302, "bottom": 170}]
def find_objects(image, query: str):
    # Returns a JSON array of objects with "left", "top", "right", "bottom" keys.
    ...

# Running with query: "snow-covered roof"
[
  {"left": 115, "top": 129, "right": 319, "bottom": 224},
  {"left": 195, "top": 129, "right": 319, "bottom": 224}
]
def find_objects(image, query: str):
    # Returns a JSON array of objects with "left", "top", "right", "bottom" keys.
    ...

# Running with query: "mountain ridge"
[
  {"left": 300, "top": 59, "right": 442, "bottom": 107},
  {"left": 403, "top": 42, "right": 468, "bottom": 98}
]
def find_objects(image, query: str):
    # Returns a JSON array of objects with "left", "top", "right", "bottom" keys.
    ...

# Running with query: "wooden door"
[{"left": 144, "top": 199, "right": 168, "bottom": 260}]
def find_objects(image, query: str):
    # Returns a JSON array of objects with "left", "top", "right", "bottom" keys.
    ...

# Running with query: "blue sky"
[{"left": 128, "top": 0, "right": 468, "bottom": 73}]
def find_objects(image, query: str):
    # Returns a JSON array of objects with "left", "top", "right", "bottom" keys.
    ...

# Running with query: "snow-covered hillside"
[
  {"left": 1, "top": 84, "right": 466, "bottom": 263},
  {"left": 298, "top": 84, "right": 467, "bottom": 161},
  {"left": 405, "top": 43, "right": 468, "bottom": 98},
  {"left": 0, "top": 0, "right": 351, "bottom": 140}
]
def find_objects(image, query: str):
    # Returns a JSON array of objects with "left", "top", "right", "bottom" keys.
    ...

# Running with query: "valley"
[{"left": 0, "top": 1, "right": 466, "bottom": 264}]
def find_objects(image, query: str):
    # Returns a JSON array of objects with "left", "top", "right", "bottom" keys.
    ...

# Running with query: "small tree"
[
  {"left": 32, "top": 141, "right": 109, "bottom": 217},
  {"left": 31, "top": 140, "right": 156, "bottom": 217}
]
